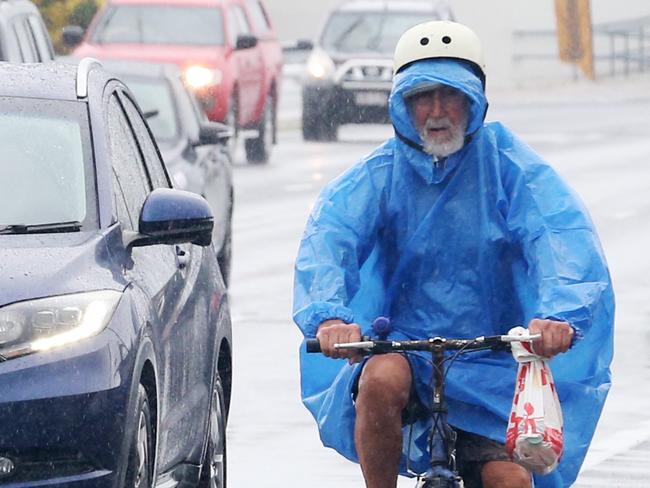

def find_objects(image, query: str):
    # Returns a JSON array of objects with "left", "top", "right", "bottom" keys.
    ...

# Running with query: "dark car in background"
[
  {"left": 0, "top": 0, "right": 54, "bottom": 62},
  {"left": 103, "top": 60, "right": 235, "bottom": 285},
  {"left": 64, "top": 0, "right": 283, "bottom": 164},
  {"left": 0, "top": 59, "right": 231, "bottom": 487},
  {"left": 301, "top": 0, "right": 453, "bottom": 141}
]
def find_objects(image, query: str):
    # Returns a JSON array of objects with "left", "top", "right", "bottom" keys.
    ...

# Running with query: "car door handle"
[{"left": 175, "top": 246, "right": 189, "bottom": 270}]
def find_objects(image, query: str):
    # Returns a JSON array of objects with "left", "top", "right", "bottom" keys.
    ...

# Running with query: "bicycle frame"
[{"left": 415, "top": 337, "right": 466, "bottom": 487}]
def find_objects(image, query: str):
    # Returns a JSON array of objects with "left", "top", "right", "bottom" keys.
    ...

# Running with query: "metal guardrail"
[{"left": 513, "top": 15, "right": 650, "bottom": 78}]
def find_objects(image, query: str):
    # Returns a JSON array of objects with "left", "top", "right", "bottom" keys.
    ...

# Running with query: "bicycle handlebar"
[{"left": 305, "top": 334, "right": 541, "bottom": 354}]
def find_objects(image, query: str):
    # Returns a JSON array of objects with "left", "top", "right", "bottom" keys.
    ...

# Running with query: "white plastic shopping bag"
[{"left": 505, "top": 326, "right": 564, "bottom": 474}]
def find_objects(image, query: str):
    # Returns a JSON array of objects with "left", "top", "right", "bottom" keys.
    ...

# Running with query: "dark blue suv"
[{"left": 0, "top": 59, "right": 231, "bottom": 487}]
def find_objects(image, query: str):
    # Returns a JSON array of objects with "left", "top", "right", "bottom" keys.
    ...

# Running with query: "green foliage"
[{"left": 33, "top": 0, "right": 104, "bottom": 53}]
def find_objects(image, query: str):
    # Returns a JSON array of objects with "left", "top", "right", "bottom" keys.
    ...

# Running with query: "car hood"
[
  {"left": 331, "top": 51, "right": 390, "bottom": 63},
  {"left": 74, "top": 43, "right": 227, "bottom": 67},
  {"left": 0, "top": 227, "right": 127, "bottom": 307}
]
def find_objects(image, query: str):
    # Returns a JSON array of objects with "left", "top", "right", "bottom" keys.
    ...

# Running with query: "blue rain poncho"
[{"left": 293, "top": 59, "right": 614, "bottom": 487}]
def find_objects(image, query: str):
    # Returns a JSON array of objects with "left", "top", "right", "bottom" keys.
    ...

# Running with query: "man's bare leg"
[
  {"left": 482, "top": 460, "right": 531, "bottom": 488},
  {"left": 354, "top": 354, "right": 412, "bottom": 488}
]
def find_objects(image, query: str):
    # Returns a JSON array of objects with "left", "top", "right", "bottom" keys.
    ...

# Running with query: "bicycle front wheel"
[{"left": 416, "top": 477, "right": 463, "bottom": 488}]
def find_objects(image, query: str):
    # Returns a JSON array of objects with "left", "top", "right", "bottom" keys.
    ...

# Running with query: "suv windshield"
[
  {"left": 92, "top": 5, "right": 224, "bottom": 46},
  {"left": 0, "top": 98, "right": 94, "bottom": 227},
  {"left": 125, "top": 77, "right": 180, "bottom": 143},
  {"left": 321, "top": 11, "right": 430, "bottom": 54}
]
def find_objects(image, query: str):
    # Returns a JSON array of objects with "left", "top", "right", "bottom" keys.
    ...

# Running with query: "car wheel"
[
  {"left": 199, "top": 373, "right": 227, "bottom": 488},
  {"left": 217, "top": 201, "right": 232, "bottom": 288},
  {"left": 245, "top": 94, "right": 274, "bottom": 164},
  {"left": 321, "top": 117, "right": 338, "bottom": 142},
  {"left": 125, "top": 385, "right": 154, "bottom": 488},
  {"left": 302, "top": 99, "right": 337, "bottom": 142},
  {"left": 225, "top": 95, "right": 239, "bottom": 161},
  {"left": 301, "top": 99, "right": 320, "bottom": 141}
]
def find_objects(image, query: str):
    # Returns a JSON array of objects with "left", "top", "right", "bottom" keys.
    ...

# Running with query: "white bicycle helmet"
[{"left": 393, "top": 21, "right": 485, "bottom": 83}]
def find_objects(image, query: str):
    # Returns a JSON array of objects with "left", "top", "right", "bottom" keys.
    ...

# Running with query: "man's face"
[{"left": 408, "top": 85, "right": 469, "bottom": 158}]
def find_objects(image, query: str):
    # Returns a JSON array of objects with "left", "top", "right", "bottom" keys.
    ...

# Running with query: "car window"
[
  {"left": 0, "top": 97, "right": 92, "bottom": 226},
  {"left": 231, "top": 5, "right": 251, "bottom": 38},
  {"left": 246, "top": 0, "right": 271, "bottom": 35},
  {"left": 27, "top": 15, "right": 54, "bottom": 61},
  {"left": 12, "top": 17, "right": 37, "bottom": 62},
  {"left": 225, "top": 8, "right": 238, "bottom": 46},
  {"left": 122, "top": 77, "right": 180, "bottom": 143},
  {"left": 106, "top": 94, "right": 151, "bottom": 227},
  {"left": 93, "top": 5, "right": 224, "bottom": 46},
  {"left": 320, "top": 11, "right": 431, "bottom": 54},
  {"left": 111, "top": 168, "right": 132, "bottom": 227},
  {"left": 118, "top": 91, "right": 171, "bottom": 190},
  {"left": 187, "top": 87, "right": 209, "bottom": 124}
]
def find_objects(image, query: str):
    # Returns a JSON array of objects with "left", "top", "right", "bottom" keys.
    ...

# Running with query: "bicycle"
[{"left": 306, "top": 318, "right": 540, "bottom": 488}]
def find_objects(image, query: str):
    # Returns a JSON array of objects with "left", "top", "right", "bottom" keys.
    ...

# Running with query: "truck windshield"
[{"left": 92, "top": 5, "right": 224, "bottom": 46}]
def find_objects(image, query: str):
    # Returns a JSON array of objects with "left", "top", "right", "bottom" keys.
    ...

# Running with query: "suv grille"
[
  {"left": 335, "top": 59, "right": 394, "bottom": 89},
  {"left": 341, "top": 64, "right": 392, "bottom": 82}
]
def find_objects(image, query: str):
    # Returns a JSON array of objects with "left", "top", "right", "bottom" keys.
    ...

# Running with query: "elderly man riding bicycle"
[{"left": 293, "top": 20, "right": 614, "bottom": 488}]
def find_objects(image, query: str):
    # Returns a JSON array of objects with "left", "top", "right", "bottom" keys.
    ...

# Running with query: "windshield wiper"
[{"left": 0, "top": 221, "right": 82, "bottom": 235}]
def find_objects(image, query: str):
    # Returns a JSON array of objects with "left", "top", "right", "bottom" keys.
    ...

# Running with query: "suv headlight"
[
  {"left": 306, "top": 48, "right": 336, "bottom": 80},
  {"left": 0, "top": 290, "right": 122, "bottom": 360},
  {"left": 184, "top": 65, "right": 223, "bottom": 89}
]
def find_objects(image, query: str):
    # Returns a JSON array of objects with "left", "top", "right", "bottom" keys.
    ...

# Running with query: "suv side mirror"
[
  {"left": 235, "top": 34, "right": 258, "bottom": 50},
  {"left": 195, "top": 121, "right": 233, "bottom": 146},
  {"left": 125, "top": 188, "right": 214, "bottom": 248},
  {"left": 62, "top": 25, "right": 84, "bottom": 47}
]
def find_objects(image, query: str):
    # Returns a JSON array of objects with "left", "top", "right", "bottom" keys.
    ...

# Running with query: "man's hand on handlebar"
[
  {"left": 528, "top": 318, "right": 574, "bottom": 358},
  {"left": 316, "top": 320, "right": 363, "bottom": 364}
]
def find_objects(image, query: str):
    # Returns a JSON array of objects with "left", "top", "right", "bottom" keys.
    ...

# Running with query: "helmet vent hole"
[
  {"left": 419, "top": 37, "right": 429, "bottom": 46},
  {"left": 442, "top": 36, "right": 452, "bottom": 44}
]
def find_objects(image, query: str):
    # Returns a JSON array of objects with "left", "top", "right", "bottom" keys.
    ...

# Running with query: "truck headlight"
[
  {"left": 306, "top": 48, "right": 335, "bottom": 80},
  {"left": 0, "top": 290, "right": 122, "bottom": 360},
  {"left": 184, "top": 65, "right": 223, "bottom": 89}
]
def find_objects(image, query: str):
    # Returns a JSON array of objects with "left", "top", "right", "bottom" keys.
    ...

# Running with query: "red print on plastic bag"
[{"left": 505, "top": 327, "right": 564, "bottom": 474}]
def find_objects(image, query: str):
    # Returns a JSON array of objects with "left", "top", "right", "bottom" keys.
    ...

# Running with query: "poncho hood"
[{"left": 389, "top": 58, "right": 488, "bottom": 183}]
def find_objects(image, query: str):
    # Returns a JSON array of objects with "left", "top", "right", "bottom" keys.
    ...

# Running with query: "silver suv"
[{"left": 301, "top": 0, "right": 453, "bottom": 141}]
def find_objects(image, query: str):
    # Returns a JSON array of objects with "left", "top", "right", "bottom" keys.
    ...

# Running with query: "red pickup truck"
[{"left": 66, "top": 0, "right": 283, "bottom": 163}]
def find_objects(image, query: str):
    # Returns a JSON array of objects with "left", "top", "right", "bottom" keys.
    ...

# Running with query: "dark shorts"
[
  {"left": 454, "top": 429, "right": 512, "bottom": 487},
  {"left": 352, "top": 354, "right": 511, "bottom": 487}
]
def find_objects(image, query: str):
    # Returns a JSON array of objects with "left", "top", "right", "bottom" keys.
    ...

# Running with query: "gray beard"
[{"left": 419, "top": 116, "right": 468, "bottom": 158}]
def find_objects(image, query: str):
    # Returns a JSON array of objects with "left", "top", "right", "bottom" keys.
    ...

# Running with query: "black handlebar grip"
[{"left": 305, "top": 339, "right": 321, "bottom": 353}]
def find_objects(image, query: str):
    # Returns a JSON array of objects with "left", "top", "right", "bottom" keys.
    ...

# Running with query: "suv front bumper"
[
  {"left": 303, "top": 83, "right": 391, "bottom": 125},
  {"left": 303, "top": 58, "right": 393, "bottom": 125}
]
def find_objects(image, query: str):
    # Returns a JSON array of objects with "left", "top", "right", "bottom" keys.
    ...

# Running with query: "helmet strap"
[{"left": 393, "top": 125, "right": 425, "bottom": 153}]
